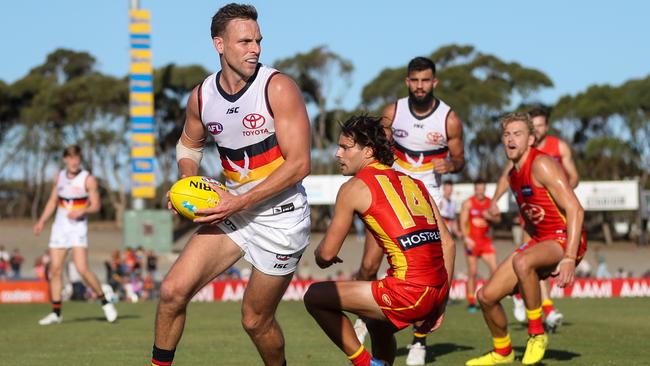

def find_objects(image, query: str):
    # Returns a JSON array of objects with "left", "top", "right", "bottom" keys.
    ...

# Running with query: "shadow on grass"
[
  {"left": 397, "top": 342, "right": 474, "bottom": 363},
  {"left": 513, "top": 346, "right": 581, "bottom": 363},
  {"left": 68, "top": 314, "right": 141, "bottom": 323}
]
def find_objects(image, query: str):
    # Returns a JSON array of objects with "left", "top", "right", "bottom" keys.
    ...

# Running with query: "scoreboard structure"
[{"left": 129, "top": 8, "right": 156, "bottom": 199}]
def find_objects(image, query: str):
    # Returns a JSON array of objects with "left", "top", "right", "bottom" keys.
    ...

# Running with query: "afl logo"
[
  {"left": 392, "top": 128, "right": 408, "bottom": 138},
  {"left": 521, "top": 203, "right": 545, "bottom": 225},
  {"left": 206, "top": 122, "right": 223, "bottom": 135},
  {"left": 242, "top": 113, "right": 266, "bottom": 129},
  {"left": 276, "top": 254, "right": 291, "bottom": 261}
]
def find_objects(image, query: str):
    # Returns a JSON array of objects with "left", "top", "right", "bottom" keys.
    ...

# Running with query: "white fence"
[{"left": 302, "top": 176, "right": 640, "bottom": 212}]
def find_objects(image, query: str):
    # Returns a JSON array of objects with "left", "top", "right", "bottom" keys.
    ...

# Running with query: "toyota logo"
[{"left": 242, "top": 113, "right": 266, "bottom": 129}]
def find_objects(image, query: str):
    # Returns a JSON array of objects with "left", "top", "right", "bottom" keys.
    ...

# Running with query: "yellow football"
[{"left": 169, "top": 176, "right": 228, "bottom": 220}]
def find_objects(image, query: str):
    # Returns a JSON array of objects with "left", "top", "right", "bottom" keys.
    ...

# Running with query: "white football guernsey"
[
  {"left": 198, "top": 64, "right": 309, "bottom": 230},
  {"left": 390, "top": 97, "right": 451, "bottom": 205}
]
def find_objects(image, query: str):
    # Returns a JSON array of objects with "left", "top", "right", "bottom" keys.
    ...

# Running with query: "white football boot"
[{"left": 38, "top": 312, "right": 62, "bottom": 325}]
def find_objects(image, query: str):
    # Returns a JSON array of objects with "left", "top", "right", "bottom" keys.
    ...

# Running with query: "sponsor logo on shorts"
[
  {"left": 521, "top": 185, "right": 533, "bottom": 197},
  {"left": 276, "top": 254, "right": 291, "bottom": 261},
  {"left": 396, "top": 229, "right": 441, "bottom": 250},
  {"left": 392, "top": 128, "right": 408, "bottom": 138},
  {"left": 207, "top": 122, "right": 224, "bottom": 135},
  {"left": 273, "top": 263, "right": 289, "bottom": 269},
  {"left": 381, "top": 294, "right": 392, "bottom": 306},
  {"left": 272, "top": 203, "right": 295, "bottom": 215}
]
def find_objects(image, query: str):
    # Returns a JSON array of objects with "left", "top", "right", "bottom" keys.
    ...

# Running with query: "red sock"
[
  {"left": 542, "top": 299, "right": 554, "bottom": 317},
  {"left": 527, "top": 307, "right": 545, "bottom": 335},
  {"left": 493, "top": 334, "right": 512, "bottom": 356},
  {"left": 467, "top": 293, "right": 476, "bottom": 306},
  {"left": 348, "top": 345, "right": 372, "bottom": 366}
]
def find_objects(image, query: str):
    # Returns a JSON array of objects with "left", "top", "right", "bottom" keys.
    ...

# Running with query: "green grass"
[{"left": 1, "top": 298, "right": 649, "bottom": 365}]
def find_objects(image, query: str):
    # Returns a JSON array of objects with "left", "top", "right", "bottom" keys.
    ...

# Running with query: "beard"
[{"left": 409, "top": 90, "right": 435, "bottom": 110}]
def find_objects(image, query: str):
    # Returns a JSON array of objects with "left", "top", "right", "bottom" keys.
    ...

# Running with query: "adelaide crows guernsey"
[
  {"left": 54, "top": 169, "right": 89, "bottom": 226},
  {"left": 198, "top": 64, "right": 309, "bottom": 227},
  {"left": 390, "top": 97, "right": 451, "bottom": 205},
  {"left": 356, "top": 163, "right": 447, "bottom": 286}
]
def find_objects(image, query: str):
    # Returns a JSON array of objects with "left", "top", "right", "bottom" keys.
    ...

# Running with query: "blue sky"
[{"left": 2, "top": 0, "right": 649, "bottom": 111}]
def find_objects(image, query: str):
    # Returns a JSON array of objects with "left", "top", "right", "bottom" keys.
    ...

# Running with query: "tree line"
[{"left": 0, "top": 45, "right": 647, "bottom": 222}]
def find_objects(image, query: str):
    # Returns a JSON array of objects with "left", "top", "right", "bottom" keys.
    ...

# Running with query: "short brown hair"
[
  {"left": 63, "top": 145, "right": 82, "bottom": 158},
  {"left": 500, "top": 112, "right": 534, "bottom": 136},
  {"left": 528, "top": 106, "right": 550, "bottom": 123},
  {"left": 211, "top": 3, "right": 258, "bottom": 38}
]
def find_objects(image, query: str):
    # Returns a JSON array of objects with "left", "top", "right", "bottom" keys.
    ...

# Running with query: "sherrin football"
[{"left": 169, "top": 176, "right": 228, "bottom": 220}]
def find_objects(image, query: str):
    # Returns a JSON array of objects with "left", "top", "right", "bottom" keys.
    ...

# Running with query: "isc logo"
[
  {"left": 273, "top": 263, "right": 289, "bottom": 269},
  {"left": 189, "top": 181, "right": 214, "bottom": 192},
  {"left": 226, "top": 107, "right": 239, "bottom": 114}
]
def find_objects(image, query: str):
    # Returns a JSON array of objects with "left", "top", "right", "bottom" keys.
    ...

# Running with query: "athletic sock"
[
  {"left": 348, "top": 345, "right": 372, "bottom": 366},
  {"left": 467, "top": 293, "right": 476, "bottom": 306},
  {"left": 52, "top": 301, "right": 62, "bottom": 316},
  {"left": 412, "top": 332, "right": 427, "bottom": 346},
  {"left": 98, "top": 294, "right": 109, "bottom": 306},
  {"left": 526, "top": 307, "right": 545, "bottom": 335},
  {"left": 541, "top": 299, "right": 554, "bottom": 317},
  {"left": 152, "top": 345, "right": 175, "bottom": 366},
  {"left": 493, "top": 334, "right": 512, "bottom": 356}
]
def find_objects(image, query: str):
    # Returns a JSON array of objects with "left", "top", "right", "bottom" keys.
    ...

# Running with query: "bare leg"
[
  {"left": 71, "top": 247, "right": 104, "bottom": 296},
  {"left": 482, "top": 253, "right": 498, "bottom": 275},
  {"left": 476, "top": 253, "right": 519, "bottom": 338},
  {"left": 154, "top": 226, "right": 243, "bottom": 350},
  {"left": 304, "top": 281, "right": 390, "bottom": 360},
  {"left": 466, "top": 254, "right": 478, "bottom": 305},
  {"left": 241, "top": 268, "right": 295, "bottom": 366},
  {"left": 511, "top": 242, "right": 563, "bottom": 310},
  {"left": 48, "top": 248, "right": 68, "bottom": 302}
]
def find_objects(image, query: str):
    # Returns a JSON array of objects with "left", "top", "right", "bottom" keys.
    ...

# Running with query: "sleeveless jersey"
[
  {"left": 198, "top": 64, "right": 309, "bottom": 226},
  {"left": 508, "top": 148, "right": 567, "bottom": 239},
  {"left": 537, "top": 135, "right": 561, "bottom": 162},
  {"left": 467, "top": 195, "right": 493, "bottom": 246},
  {"left": 54, "top": 169, "right": 90, "bottom": 225},
  {"left": 390, "top": 97, "right": 451, "bottom": 202},
  {"left": 355, "top": 163, "right": 447, "bottom": 286}
]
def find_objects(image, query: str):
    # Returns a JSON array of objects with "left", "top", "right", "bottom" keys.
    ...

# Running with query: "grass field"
[{"left": 1, "top": 298, "right": 649, "bottom": 365}]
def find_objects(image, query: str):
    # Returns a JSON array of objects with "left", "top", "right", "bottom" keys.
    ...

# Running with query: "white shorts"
[
  {"left": 424, "top": 183, "right": 443, "bottom": 208},
  {"left": 49, "top": 223, "right": 88, "bottom": 249},
  {"left": 217, "top": 212, "right": 311, "bottom": 276}
]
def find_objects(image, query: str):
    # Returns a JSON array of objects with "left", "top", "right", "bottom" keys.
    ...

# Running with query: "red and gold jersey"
[
  {"left": 355, "top": 163, "right": 447, "bottom": 286},
  {"left": 467, "top": 195, "right": 493, "bottom": 245},
  {"left": 508, "top": 148, "right": 567, "bottom": 239},
  {"left": 537, "top": 135, "right": 561, "bottom": 161}
]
